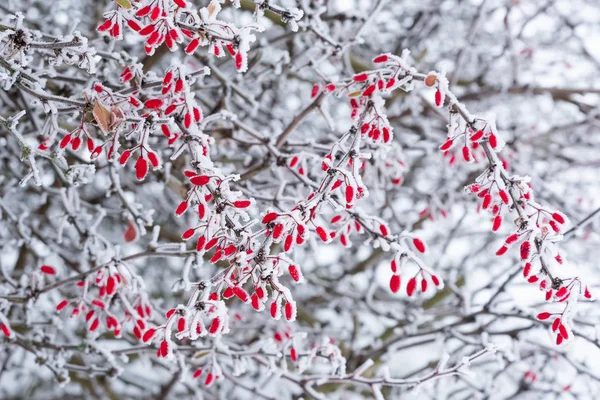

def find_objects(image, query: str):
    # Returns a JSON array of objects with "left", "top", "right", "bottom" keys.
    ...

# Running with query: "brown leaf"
[
  {"left": 93, "top": 100, "right": 113, "bottom": 135},
  {"left": 110, "top": 107, "right": 124, "bottom": 130}
]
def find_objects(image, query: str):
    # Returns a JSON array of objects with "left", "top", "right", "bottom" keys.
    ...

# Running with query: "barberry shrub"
[{"left": 0, "top": 0, "right": 599, "bottom": 398}]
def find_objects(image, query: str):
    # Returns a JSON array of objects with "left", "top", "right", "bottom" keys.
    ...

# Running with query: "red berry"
[
  {"left": 289, "top": 265, "right": 301, "bottom": 282},
  {"left": 144, "top": 99, "right": 163, "bottom": 109},
  {"left": 390, "top": 275, "right": 401, "bottom": 293},
  {"left": 496, "top": 245, "right": 508, "bottom": 256},
  {"left": 233, "top": 200, "right": 251, "bottom": 208},
  {"left": 552, "top": 213, "right": 565, "bottom": 224},
  {"left": 56, "top": 300, "right": 69, "bottom": 312},
  {"left": 316, "top": 226, "right": 328, "bottom": 242},
  {"left": 470, "top": 130, "right": 484, "bottom": 141},
  {"left": 537, "top": 312, "right": 551, "bottom": 320},
  {"left": 190, "top": 175, "right": 210, "bottom": 185},
  {"left": 440, "top": 139, "right": 453, "bottom": 151},
  {"left": 135, "top": 157, "right": 148, "bottom": 180},
  {"left": 520, "top": 241, "right": 530, "bottom": 260},
  {"left": 407, "top": 278, "right": 417, "bottom": 297},
  {"left": 435, "top": 90, "right": 442, "bottom": 106},
  {"left": 413, "top": 238, "right": 426, "bottom": 253},
  {"left": 40, "top": 265, "right": 56, "bottom": 275},
  {"left": 492, "top": 215, "right": 502, "bottom": 231},
  {"left": 175, "top": 201, "right": 188, "bottom": 216},
  {"left": 97, "top": 20, "right": 113, "bottom": 32}
]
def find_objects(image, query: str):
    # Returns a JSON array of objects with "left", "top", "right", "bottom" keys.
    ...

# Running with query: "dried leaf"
[
  {"left": 93, "top": 100, "right": 113, "bottom": 135},
  {"left": 193, "top": 351, "right": 210, "bottom": 359},
  {"left": 111, "top": 107, "right": 124, "bottom": 130},
  {"left": 114, "top": 0, "right": 132, "bottom": 9},
  {"left": 207, "top": 0, "right": 220, "bottom": 18}
]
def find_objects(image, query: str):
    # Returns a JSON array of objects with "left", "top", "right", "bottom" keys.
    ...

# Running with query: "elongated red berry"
[
  {"left": 316, "top": 226, "right": 328, "bottom": 242},
  {"left": 523, "top": 262, "right": 531, "bottom": 277},
  {"left": 262, "top": 212, "right": 278, "bottom": 224},
  {"left": 148, "top": 152, "right": 159, "bottom": 168},
  {"left": 0, "top": 324, "right": 11, "bottom": 337},
  {"left": 363, "top": 85, "right": 376, "bottom": 96},
  {"left": 499, "top": 190, "right": 509, "bottom": 204},
  {"left": 435, "top": 91, "right": 442, "bottom": 106},
  {"left": 273, "top": 224, "right": 284, "bottom": 239},
  {"left": 233, "top": 200, "right": 251, "bottom": 208},
  {"left": 289, "top": 265, "right": 301, "bottom": 282},
  {"left": 470, "top": 130, "right": 484, "bottom": 141},
  {"left": 413, "top": 238, "right": 426, "bottom": 253},
  {"left": 270, "top": 302, "right": 279, "bottom": 319},
  {"left": 284, "top": 302, "right": 294, "bottom": 320},
  {"left": 552, "top": 213, "right": 565, "bottom": 224},
  {"left": 290, "top": 347, "right": 298, "bottom": 361},
  {"left": 482, "top": 194, "right": 492, "bottom": 209},
  {"left": 190, "top": 175, "right": 210, "bottom": 185},
  {"left": 119, "top": 150, "right": 132, "bottom": 165},
  {"left": 407, "top": 278, "right": 417, "bottom": 296},
  {"left": 440, "top": 139, "right": 453, "bottom": 151},
  {"left": 106, "top": 276, "right": 116, "bottom": 295},
  {"left": 311, "top": 84, "right": 319, "bottom": 98},
  {"left": 175, "top": 201, "right": 188, "bottom": 216},
  {"left": 143, "top": 328, "right": 155, "bottom": 342},
  {"left": 144, "top": 99, "right": 163, "bottom": 109},
  {"left": 284, "top": 234, "right": 293, "bottom": 252},
  {"left": 40, "top": 265, "right": 56, "bottom": 275},
  {"left": 390, "top": 275, "right": 400, "bottom": 293},
  {"left": 552, "top": 318, "right": 561, "bottom": 331},
  {"left": 506, "top": 234, "right": 518, "bottom": 244},
  {"left": 56, "top": 300, "right": 69, "bottom": 312},
  {"left": 233, "top": 286, "right": 249, "bottom": 303},
  {"left": 97, "top": 20, "right": 113, "bottom": 32},
  {"left": 462, "top": 146, "right": 470, "bottom": 162},
  {"left": 160, "top": 340, "right": 169, "bottom": 357},
  {"left": 251, "top": 294, "right": 260, "bottom": 310},
  {"left": 181, "top": 228, "right": 195, "bottom": 240},
  {"left": 90, "top": 318, "right": 99, "bottom": 331},
  {"left": 559, "top": 324, "right": 569, "bottom": 339},
  {"left": 135, "top": 157, "right": 148, "bottom": 180},
  {"left": 127, "top": 19, "right": 141, "bottom": 32},
  {"left": 345, "top": 186, "right": 354, "bottom": 204},
  {"left": 520, "top": 241, "right": 530, "bottom": 260},
  {"left": 537, "top": 312, "right": 551, "bottom": 320},
  {"left": 379, "top": 224, "right": 388, "bottom": 236},
  {"left": 492, "top": 215, "right": 502, "bottom": 231},
  {"left": 496, "top": 245, "right": 508, "bottom": 256},
  {"left": 209, "top": 318, "right": 220, "bottom": 334}
]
